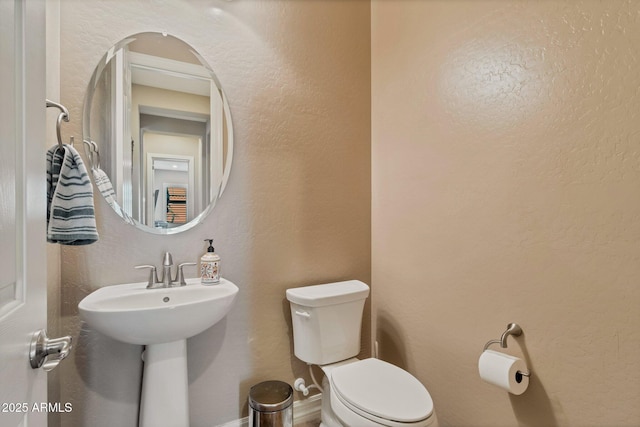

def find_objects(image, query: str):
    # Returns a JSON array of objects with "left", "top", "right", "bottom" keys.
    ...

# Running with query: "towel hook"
[
  {"left": 46, "top": 99, "right": 70, "bottom": 150},
  {"left": 83, "top": 139, "right": 101, "bottom": 170}
]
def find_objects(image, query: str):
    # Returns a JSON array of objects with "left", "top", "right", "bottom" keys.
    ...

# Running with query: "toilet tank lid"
[{"left": 286, "top": 280, "right": 370, "bottom": 307}]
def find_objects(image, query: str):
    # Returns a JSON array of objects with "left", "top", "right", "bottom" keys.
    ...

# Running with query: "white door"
[{"left": 0, "top": 1, "right": 48, "bottom": 426}]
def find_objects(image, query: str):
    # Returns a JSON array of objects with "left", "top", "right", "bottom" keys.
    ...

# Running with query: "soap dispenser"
[{"left": 200, "top": 239, "right": 220, "bottom": 285}]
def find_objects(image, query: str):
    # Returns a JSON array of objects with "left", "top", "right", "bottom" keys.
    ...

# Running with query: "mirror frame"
[{"left": 83, "top": 32, "right": 233, "bottom": 234}]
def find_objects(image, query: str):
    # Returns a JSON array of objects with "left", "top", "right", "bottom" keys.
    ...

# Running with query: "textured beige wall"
[
  {"left": 372, "top": 1, "right": 640, "bottom": 427},
  {"left": 56, "top": 1, "right": 370, "bottom": 426}
]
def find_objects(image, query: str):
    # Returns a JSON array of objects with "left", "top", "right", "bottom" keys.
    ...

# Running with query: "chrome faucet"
[
  {"left": 135, "top": 252, "right": 196, "bottom": 289},
  {"left": 161, "top": 252, "right": 174, "bottom": 287}
]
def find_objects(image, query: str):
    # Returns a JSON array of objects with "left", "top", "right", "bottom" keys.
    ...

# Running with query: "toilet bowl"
[
  {"left": 286, "top": 281, "right": 439, "bottom": 427},
  {"left": 321, "top": 358, "right": 438, "bottom": 427}
]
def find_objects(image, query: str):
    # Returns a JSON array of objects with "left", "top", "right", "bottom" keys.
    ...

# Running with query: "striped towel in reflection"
[
  {"left": 46, "top": 144, "right": 98, "bottom": 245},
  {"left": 92, "top": 167, "right": 135, "bottom": 225}
]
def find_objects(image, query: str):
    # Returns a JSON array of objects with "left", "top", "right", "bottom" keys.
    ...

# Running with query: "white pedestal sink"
[{"left": 79, "top": 277, "right": 239, "bottom": 427}]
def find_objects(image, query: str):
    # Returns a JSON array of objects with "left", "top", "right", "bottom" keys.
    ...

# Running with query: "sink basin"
[
  {"left": 79, "top": 276, "right": 238, "bottom": 427},
  {"left": 79, "top": 277, "right": 238, "bottom": 345}
]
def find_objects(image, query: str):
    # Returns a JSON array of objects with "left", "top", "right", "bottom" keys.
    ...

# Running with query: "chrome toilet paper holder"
[{"left": 483, "top": 323, "right": 530, "bottom": 378}]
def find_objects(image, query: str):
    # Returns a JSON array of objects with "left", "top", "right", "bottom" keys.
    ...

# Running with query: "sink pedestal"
[{"left": 140, "top": 340, "right": 189, "bottom": 427}]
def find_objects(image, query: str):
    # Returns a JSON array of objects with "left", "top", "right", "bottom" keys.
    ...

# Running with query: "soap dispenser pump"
[{"left": 200, "top": 239, "right": 220, "bottom": 284}]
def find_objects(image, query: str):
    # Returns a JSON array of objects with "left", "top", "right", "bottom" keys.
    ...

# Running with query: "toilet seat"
[{"left": 329, "top": 358, "right": 434, "bottom": 426}]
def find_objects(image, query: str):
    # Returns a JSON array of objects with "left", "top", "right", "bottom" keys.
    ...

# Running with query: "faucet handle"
[
  {"left": 134, "top": 265, "right": 159, "bottom": 288},
  {"left": 163, "top": 252, "right": 173, "bottom": 266},
  {"left": 175, "top": 262, "right": 197, "bottom": 286}
]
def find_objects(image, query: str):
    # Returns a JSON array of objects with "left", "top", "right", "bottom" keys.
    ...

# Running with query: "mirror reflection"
[{"left": 83, "top": 32, "right": 233, "bottom": 234}]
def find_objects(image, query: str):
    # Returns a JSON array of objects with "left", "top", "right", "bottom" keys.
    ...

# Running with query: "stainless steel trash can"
[{"left": 248, "top": 380, "right": 293, "bottom": 427}]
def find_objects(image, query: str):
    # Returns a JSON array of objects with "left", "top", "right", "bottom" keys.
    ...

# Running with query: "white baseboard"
[{"left": 216, "top": 393, "right": 322, "bottom": 427}]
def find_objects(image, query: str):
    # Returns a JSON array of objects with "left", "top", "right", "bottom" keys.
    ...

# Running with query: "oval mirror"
[{"left": 83, "top": 32, "right": 233, "bottom": 234}]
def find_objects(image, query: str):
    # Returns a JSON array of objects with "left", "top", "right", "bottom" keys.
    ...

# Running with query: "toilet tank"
[{"left": 286, "top": 280, "right": 369, "bottom": 365}]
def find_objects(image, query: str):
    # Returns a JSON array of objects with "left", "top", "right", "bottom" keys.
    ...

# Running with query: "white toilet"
[{"left": 286, "top": 280, "right": 438, "bottom": 427}]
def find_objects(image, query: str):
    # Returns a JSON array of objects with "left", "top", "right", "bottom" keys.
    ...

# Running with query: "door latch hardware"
[{"left": 29, "top": 329, "right": 72, "bottom": 371}]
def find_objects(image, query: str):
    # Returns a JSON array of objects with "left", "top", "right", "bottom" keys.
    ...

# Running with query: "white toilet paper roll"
[{"left": 478, "top": 349, "right": 529, "bottom": 395}]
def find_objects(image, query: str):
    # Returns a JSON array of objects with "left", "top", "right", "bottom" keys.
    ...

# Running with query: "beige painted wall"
[
  {"left": 131, "top": 83, "right": 210, "bottom": 159},
  {"left": 56, "top": 1, "right": 370, "bottom": 426},
  {"left": 372, "top": 1, "right": 640, "bottom": 426}
]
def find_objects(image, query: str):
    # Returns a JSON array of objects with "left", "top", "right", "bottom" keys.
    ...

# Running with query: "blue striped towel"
[{"left": 46, "top": 144, "right": 98, "bottom": 245}]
